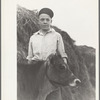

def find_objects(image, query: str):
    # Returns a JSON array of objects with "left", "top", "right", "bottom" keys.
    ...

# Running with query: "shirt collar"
[{"left": 36, "top": 28, "right": 55, "bottom": 36}]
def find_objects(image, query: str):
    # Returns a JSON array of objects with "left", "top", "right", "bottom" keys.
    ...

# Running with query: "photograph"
[
  {"left": 17, "top": 0, "right": 98, "bottom": 100},
  {"left": 1, "top": 0, "right": 99, "bottom": 100}
]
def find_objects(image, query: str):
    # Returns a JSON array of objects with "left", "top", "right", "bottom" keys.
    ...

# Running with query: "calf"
[{"left": 17, "top": 54, "right": 81, "bottom": 100}]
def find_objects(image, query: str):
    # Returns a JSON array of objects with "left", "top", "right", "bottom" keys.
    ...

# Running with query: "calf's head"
[{"left": 45, "top": 54, "right": 81, "bottom": 87}]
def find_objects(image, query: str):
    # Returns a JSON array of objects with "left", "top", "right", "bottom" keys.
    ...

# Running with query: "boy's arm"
[{"left": 57, "top": 34, "right": 68, "bottom": 64}]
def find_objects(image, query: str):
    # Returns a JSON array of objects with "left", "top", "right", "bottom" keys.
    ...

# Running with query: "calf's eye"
[{"left": 59, "top": 65, "right": 66, "bottom": 70}]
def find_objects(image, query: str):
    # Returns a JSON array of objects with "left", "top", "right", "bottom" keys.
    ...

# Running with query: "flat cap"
[{"left": 38, "top": 8, "right": 54, "bottom": 18}]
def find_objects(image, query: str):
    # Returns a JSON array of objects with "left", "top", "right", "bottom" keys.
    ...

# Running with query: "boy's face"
[{"left": 38, "top": 13, "right": 52, "bottom": 31}]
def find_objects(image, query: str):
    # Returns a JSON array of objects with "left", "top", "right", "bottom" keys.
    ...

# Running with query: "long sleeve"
[
  {"left": 26, "top": 37, "right": 33, "bottom": 60},
  {"left": 57, "top": 34, "right": 68, "bottom": 58}
]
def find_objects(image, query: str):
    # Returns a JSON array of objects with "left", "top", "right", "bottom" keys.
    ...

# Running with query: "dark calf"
[{"left": 17, "top": 54, "right": 81, "bottom": 100}]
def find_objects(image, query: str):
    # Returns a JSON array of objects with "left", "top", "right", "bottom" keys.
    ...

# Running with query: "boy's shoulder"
[{"left": 30, "top": 31, "right": 39, "bottom": 38}]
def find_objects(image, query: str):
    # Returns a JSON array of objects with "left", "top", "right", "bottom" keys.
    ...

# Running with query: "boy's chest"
[{"left": 32, "top": 34, "right": 58, "bottom": 46}]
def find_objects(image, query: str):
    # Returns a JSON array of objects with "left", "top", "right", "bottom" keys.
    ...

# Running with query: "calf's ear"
[{"left": 45, "top": 54, "right": 55, "bottom": 66}]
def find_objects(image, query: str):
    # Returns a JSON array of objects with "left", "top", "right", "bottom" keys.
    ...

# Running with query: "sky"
[{"left": 17, "top": 0, "right": 98, "bottom": 48}]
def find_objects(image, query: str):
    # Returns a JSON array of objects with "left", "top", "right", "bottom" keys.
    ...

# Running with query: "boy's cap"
[{"left": 39, "top": 8, "right": 54, "bottom": 18}]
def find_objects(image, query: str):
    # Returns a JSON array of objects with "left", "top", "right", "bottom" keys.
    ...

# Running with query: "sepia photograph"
[{"left": 2, "top": 0, "right": 99, "bottom": 100}]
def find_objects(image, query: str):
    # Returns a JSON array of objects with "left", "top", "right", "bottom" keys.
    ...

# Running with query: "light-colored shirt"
[{"left": 27, "top": 28, "right": 68, "bottom": 61}]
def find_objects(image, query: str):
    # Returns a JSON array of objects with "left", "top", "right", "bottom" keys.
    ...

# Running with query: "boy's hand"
[
  {"left": 63, "top": 58, "right": 67, "bottom": 64},
  {"left": 28, "top": 60, "right": 32, "bottom": 64}
]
